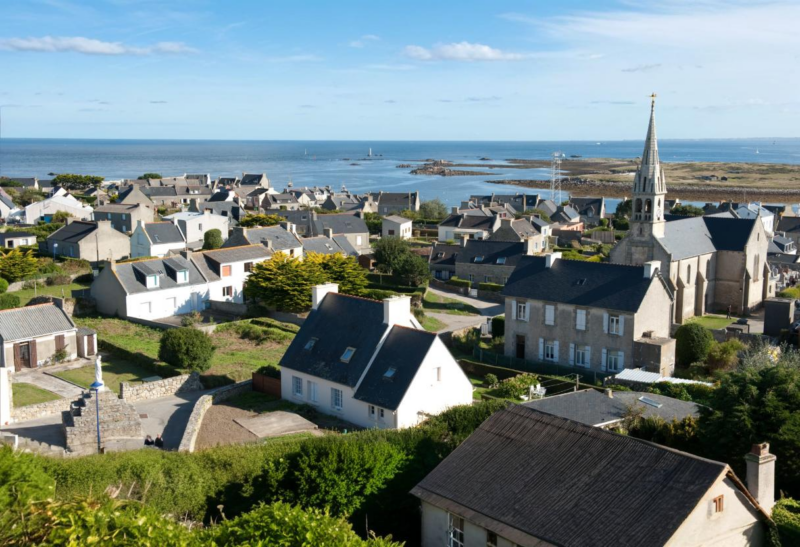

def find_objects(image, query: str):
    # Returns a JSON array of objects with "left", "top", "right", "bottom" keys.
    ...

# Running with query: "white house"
[
  {"left": 279, "top": 284, "right": 473, "bottom": 429},
  {"left": 130, "top": 221, "right": 186, "bottom": 258},
  {"left": 10, "top": 193, "right": 93, "bottom": 224},
  {"left": 191, "top": 245, "right": 272, "bottom": 304},
  {"left": 736, "top": 203, "right": 775, "bottom": 235},
  {"left": 163, "top": 210, "right": 230, "bottom": 249},
  {"left": 382, "top": 215, "right": 413, "bottom": 239}
]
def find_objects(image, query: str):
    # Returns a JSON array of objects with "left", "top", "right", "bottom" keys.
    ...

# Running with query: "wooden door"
[
  {"left": 29, "top": 340, "right": 37, "bottom": 368},
  {"left": 55, "top": 334, "right": 66, "bottom": 351},
  {"left": 88, "top": 335, "right": 96, "bottom": 356},
  {"left": 13, "top": 343, "right": 22, "bottom": 372}
]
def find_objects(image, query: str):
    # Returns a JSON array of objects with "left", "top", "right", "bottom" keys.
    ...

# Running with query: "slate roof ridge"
[{"left": 195, "top": 243, "right": 263, "bottom": 255}]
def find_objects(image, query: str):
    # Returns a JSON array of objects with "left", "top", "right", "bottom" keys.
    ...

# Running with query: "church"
[{"left": 609, "top": 97, "right": 775, "bottom": 323}]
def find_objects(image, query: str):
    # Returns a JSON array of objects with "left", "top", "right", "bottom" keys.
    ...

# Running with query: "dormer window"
[
  {"left": 176, "top": 270, "right": 188, "bottom": 284},
  {"left": 496, "top": 257, "right": 507, "bottom": 265},
  {"left": 340, "top": 347, "right": 356, "bottom": 363},
  {"left": 474, "top": 256, "right": 484, "bottom": 263},
  {"left": 146, "top": 274, "right": 159, "bottom": 289},
  {"left": 384, "top": 367, "right": 396, "bottom": 379},
  {"left": 304, "top": 338, "right": 317, "bottom": 351}
]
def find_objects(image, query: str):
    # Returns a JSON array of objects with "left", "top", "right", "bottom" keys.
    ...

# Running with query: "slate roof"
[
  {"left": 241, "top": 173, "right": 268, "bottom": 185},
  {"left": 0, "top": 304, "right": 76, "bottom": 342},
  {"left": 537, "top": 199, "right": 557, "bottom": 217},
  {"left": 279, "top": 292, "right": 387, "bottom": 387},
  {"left": 332, "top": 235, "right": 359, "bottom": 256},
  {"left": 429, "top": 243, "right": 460, "bottom": 267},
  {"left": 312, "top": 213, "right": 368, "bottom": 236},
  {"left": 208, "top": 189, "right": 234, "bottom": 202},
  {"left": 523, "top": 388, "right": 700, "bottom": 426},
  {"left": 113, "top": 256, "right": 205, "bottom": 294},
  {"left": 503, "top": 255, "right": 662, "bottom": 312},
  {"left": 569, "top": 197, "right": 604, "bottom": 217},
  {"left": 0, "top": 188, "right": 16, "bottom": 209},
  {"left": 657, "top": 216, "right": 717, "bottom": 260},
  {"left": 470, "top": 193, "right": 539, "bottom": 209},
  {"left": 551, "top": 205, "right": 580, "bottom": 223},
  {"left": 191, "top": 245, "right": 272, "bottom": 281},
  {"left": 3, "top": 177, "right": 37, "bottom": 188},
  {"left": 455, "top": 240, "right": 526, "bottom": 267},
  {"left": 439, "top": 213, "right": 495, "bottom": 230},
  {"left": 353, "top": 326, "right": 436, "bottom": 410},
  {"left": 48, "top": 221, "right": 98, "bottom": 243},
  {"left": 263, "top": 193, "right": 299, "bottom": 206},
  {"left": 778, "top": 216, "right": 800, "bottom": 234},
  {"left": 378, "top": 191, "right": 417, "bottom": 207},
  {"left": 144, "top": 222, "right": 184, "bottom": 245},
  {"left": 94, "top": 203, "right": 146, "bottom": 213},
  {"left": 383, "top": 215, "right": 411, "bottom": 225},
  {"left": 770, "top": 235, "right": 795, "bottom": 254},
  {"left": 302, "top": 236, "right": 344, "bottom": 256},
  {"left": 222, "top": 226, "right": 301, "bottom": 252},
  {"left": 412, "top": 405, "right": 737, "bottom": 547},
  {"left": 703, "top": 217, "right": 757, "bottom": 251}
]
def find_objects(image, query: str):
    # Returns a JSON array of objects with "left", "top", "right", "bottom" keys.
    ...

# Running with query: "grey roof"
[
  {"left": 777, "top": 216, "right": 800, "bottom": 234},
  {"left": 114, "top": 256, "right": 206, "bottom": 294},
  {"left": 770, "top": 235, "right": 794, "bottom": 254},
  {"left": 455, "top": 240, "right": 526, "bottom": 268},
  {"left": 312, "top": 213, "right": 368, "bottom": 236},
  {"left": 537, "top": 199, "right": 557, "bottom": 217},
  {"left": 332, "top": 235, "right": 359, "bottom": 256},
  {"left": 378, "top": 191, "right": 417, "bottom": 207},
  {"left": 0, "top": 304, "right": 76, "bottom": 342},
  {"left": 551, "top": 205, "right": 580, "bottom": 223},
  {"left": 199, "top": 202, "right": 243, "bottom": 222},
  {"left": 222, "top": 226, "right": 301, "bottom": 252},
  {"left": 383, "top": 215, "right": 411, "bottom": 224},
  {"left": 411, "top": 405, "right": 737, "bottom": 547},
  {"left": 77, "top": 326, "right": 96, "bottom": 336},
  {"left": 429, "top": 243, "right": 460, "bottom": 267},
  {"left": 470, "top": 193, "right": 539, "bottom": 209},
  {"left": 503, "top": 255, "right": 663, "bottom": 312},
  {"left": 94, "top": 203, "right": 146, "bottom": 213},
  {"left": 0, "top": 188, "right": 15, "bottom": 209},
  {"left": 279, "top": 292, "right": 387, "bottom": 387},
  {"left": 241, "top": 173, "right": 268, "bottom": 185},
  {"left": 191, "top": 245, "right": 272, "bottom": 281},
  {"left": 264, "top": 193, "right": 299, "bottom": 206},
  {"left": 144, "top": 223, "right": 184, "bottom": 245},
  {"left": 302, "top": 236, "right": 344, "bottom": 256},
  {"left": 0, "top": 231, "right": 34, "bottom": 244},
  {"left": 3, "top": 177, "right": 37, "bottom": 188},
  {"left": 658, "top": 216, "right": 717, "bottom": 260},
  {"left": 523, "top": 388, "right": 700, "bottom": 426},
  {"left": 439, "top": 213, "right": 495, "bottom": 230},
  {"left": 208, "top": 189, "right": 234, "bottom": 202},
  {"left": 703, "top": 217, "right": 757, "bottom": 252},
  {"left": 353, "top": 326, "right": 436, "bottom": 410},
  {"left": 569, "top": 197, "right": 605, "bottom": 217},
  {"left": 48, "top": 221, "right": 97, "bottom": 243}
]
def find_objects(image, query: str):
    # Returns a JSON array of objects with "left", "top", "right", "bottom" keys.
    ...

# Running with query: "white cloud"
[
  {"left": 403, "top": 42, "right": 526, "bottom": 62},
  {"left": 621, "top": 63, "right": 662, "bottom": 73},
  {"left": 0, "top": 36, "right": 197, "bottom": 55},
  {"left": 349, "top": 34, "right": 380, "bottom": 48}
]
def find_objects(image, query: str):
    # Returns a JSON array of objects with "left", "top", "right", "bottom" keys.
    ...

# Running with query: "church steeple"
[{"left": 631, "top": 94, "right": 667, "bottom": 238}]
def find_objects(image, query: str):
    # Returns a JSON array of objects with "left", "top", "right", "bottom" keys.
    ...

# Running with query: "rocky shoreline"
[
  {"left": 407, "top": 159, "right": 492, "bottom": 177},
  {"left": 491, "top": 178, "right": 800, "bottom": 203}
]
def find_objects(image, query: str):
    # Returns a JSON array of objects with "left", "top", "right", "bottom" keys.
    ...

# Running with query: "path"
[
  {"left": 427, "top": 312, "right": 486, "bottom": 334},
  {"left": 426, "top": 286, "right": 504, "bottom": 316},
  {"left": 12, "top": 363, "right": 86, "bottom": 398}
]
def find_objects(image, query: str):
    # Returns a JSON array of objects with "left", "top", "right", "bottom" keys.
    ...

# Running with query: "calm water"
[{"left": 1, "top": 138, "right": 799, "bottom": 207}]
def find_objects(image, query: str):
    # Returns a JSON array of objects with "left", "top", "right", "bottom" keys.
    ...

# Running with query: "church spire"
[
  {"left": 641, "top": 93, "right": 660, "bottom": 172},
  {"left": 631, "top": 94, "right": 667, "bottom": 238}
]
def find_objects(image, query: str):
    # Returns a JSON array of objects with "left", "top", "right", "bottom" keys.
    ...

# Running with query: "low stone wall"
[
  {"left": 266, "top": 309, "right": 306, "bottom": 326},
  {"left": 64, "top": 390, "right": 143, "bottom": 453},
  {"left": 430, "top": 278, "right": 468, "bottom": 296},
  {"left": 476, "top": 289, "right": 504, "bottom": 304},
  {"left": 12, "top": 397, "right": 74, "bottom": 422},
  {"left": 119, "top": 372, "right": 204, "bottom": 403},
  {"left": 209, "top": 300, "right": 247, "bottom": 316},
  {"left": 178, "top": 380, "right": 253, "bottom": 453}
]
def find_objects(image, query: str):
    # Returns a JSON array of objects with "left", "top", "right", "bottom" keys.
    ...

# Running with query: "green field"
[
  {"left": 52, "top": 357, "right": 154, "bottom": 394},
  {"left": 9, "top": 282, "right": 91, "bottom": 306},
  {"left": 419, "top": 314, "right": 446, "bottom": 332},
  {"left": 12, "top": 382, "right": 62, "bottom": 407},
  {"left": 687, "top": 315, "right": 735, "bottom": 330}
]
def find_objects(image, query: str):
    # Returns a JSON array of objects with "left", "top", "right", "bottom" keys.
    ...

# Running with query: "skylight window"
[
  {"left": 496, "top": 257, "right": 507, "bottom": 265},
  {"left": 474, "top": 256, "right": 484, "bottom": 263},
  {"left": 638, "top": 396, "right": 663, "bottom": 409},
  {"left": 436, "top": 252, "right": 444, "bottom": 259},
  {"left": 304, "top": 338, "right": 317, "bottom": 351},
  {"left": 576, "top": 278, "right": 587, "bottom": 286},
  {"left": 341, "top": 347, "right": 356, "bottom": 363},
  {"left": 384, "top": 367, "right": 397, "bottom": 379}
]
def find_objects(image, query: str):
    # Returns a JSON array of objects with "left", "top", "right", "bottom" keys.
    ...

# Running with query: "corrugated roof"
[{"left": 0, "top": 304, "right": 76, "bottom": 342}]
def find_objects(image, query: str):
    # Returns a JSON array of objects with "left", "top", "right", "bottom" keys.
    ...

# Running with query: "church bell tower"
[{"left": 631, "top": 94, "right": 667, "bottom": 239}]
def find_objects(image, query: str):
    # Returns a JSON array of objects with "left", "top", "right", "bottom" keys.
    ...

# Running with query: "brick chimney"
[
  {"left": 745, "top": 443, "right": 776, "bottom": 514},
  {"left": 311, "top": 283, "right": 338, "bottom": 310},
  {"left": 545, "top": 252, "right": 561, "bottom": 269},
  {"left": 383, "top": 295, "right": 411, "bottom": 326}
]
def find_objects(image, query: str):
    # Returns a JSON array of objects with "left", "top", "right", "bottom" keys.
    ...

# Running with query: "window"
[
  {"left": 576, "top": 346, "right": 588, "bottom": 367},
  {"left": 292, "top": 376, "right": 303, "bottom": 397},
  {"left": 379, "top": 408, "right": 385, "bottom": 420},
  {"left": 223, "top": 286, "right": 233, "bottom": 297},
  {"left": 341, "top": 347, "right": 356, "bottom": 363},
  {"left": 356, "top": 236, "right": 363, "bottom": 246},
  {"left": 448, "top": 514, "right": 465, "bottom": 547},
  {"left": 517, "top": 302, "right": 527, "bottom": 321},
  {"left": 384, "top": 367, "right": 396, "bottom": 378},
  {"left": 221, "top": 265, "right": 232, "bottom": 277},
  {"left": 122, "top": 213, "right": 127, "bottom": 220},
  {"left": 487, "top": 531, "right": 498, "bottom": 547},
  {"left": 576, "top": 309, "right": 586, "bottom": 331},
  {"left": 435, "top": 367, "right": 442, "bottom": 382},
  {"left": 609, "top": 315, "right": 621, "bottom": 335},
  {"left": 496, "top": 257, "right": 506, "bottom": 265},
  {"left": 146, "top": 274, "right": 159, "bottom": 289},
  {"left": 307, "top": 381, "right": 318, "bottom": 403},
  {"left": 687, "top": 264, "right": 692, "bottom": 283},
  {"left": 474, "top": 255, "right": 484, "bottom": 263},
  {"left": 177, "top": 270, "right": 188, "bottom": 283},
  {"left": 198, "top": 223, "right": 203, "bottom": 231},
  {"left": 545, "top": 305, "right": 555, "bottom": 326},
  {"left": 544, "top": 341, "right": 555, "bottom": 361},
  {"left": 388, "top": 229, "right": 395, "bottom": 236},
  {"left": 331, "top": 388, "right": 343, "bottom": 410},
  {"left": 304, "top": 338, "right": 317, "bottom": 350},
  {"left": 369, "top": 405, "right": 376, "bottom": 418},
  {"left": 468, "top": 274, "right": 474, "bottom": 283},
  {"left": 244, "top": 262, "right": 253, "bottom": 273},
  {"left": 607, "top": 351, "right": 621, "bottom": 372},
  {"left": 713, "top": 495, "right": 724, "bottom": 513}
]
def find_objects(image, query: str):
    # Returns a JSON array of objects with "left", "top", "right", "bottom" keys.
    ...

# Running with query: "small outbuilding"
[{"left": 382, "top": 215, "right": 413, "bottom": 240}]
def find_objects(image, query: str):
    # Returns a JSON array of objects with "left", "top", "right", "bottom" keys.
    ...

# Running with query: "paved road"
[
  {"left": 427, "top": 286, "right": 504, "bottom": 317},
  {"left": 428, "top": 312, "right": 486, "bottom": 334}
]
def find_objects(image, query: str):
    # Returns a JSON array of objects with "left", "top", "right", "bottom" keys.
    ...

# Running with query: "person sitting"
[
  {"left": 144, "top": 435, "right": 154, "bottom": 446},
  {"left": 154, "top": 434, "right": 164, "bottom": 449}
]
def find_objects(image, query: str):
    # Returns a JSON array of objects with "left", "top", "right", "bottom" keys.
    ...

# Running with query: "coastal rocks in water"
[
  {"left": 479, "top": 157, "right": 492, "bottom": 161},
  {"left": 396, "top": 164, "right": 412, "bottom": 168},
  {"left": 350, "top": 163, "right": 360, "bottom": 166},
  {"left": 409, "top": 159, "right": 491, "bottom": 177}
]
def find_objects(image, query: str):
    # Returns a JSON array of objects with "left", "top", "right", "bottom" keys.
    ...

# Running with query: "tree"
[
  {"left": 615, "top": 199, "right": 632, "bottom": 219},
  {"left": 9, "top": 188, "right": 45, "bottom": 207},
  {"left": 307, "top": 252, "right": 369, "bottom": 296},
  {"left": 51, "top": 211, "right": 73, "bottom": 223},
  {"left": 674, "top": 323, "right": 714, "bottom": 367},
  {"left": 238, "top": 214, "right": 283, "bottom": 228},
  {"left": 0, "top": 278, "right": 8, "bottom": 294},
  {"left": 0, "top": 249, "right": 38, "bottom": 282},
  {"left": 671, "top": 204, "right": 705, "bottom": 217},
  {"left": 51, "top": 174, "right": 104, "bottom": 192},
  {"left": 158, "top": 327, "right": 215, "bottom": 372},
  {"left": 394, "top": 253, "right": 430, "bottom": 286},
  {"left": 137, "top": 173, "right": 162, "bottom": 180},
  {"left": 244, "top": 252, "right": 326, "bottom": 312},
  {"left": 202, "top": 229, "right": 223, "bottom": 250},
  {"left": 419, "top": 198, "right": 447, "bottom": 220},
  {"left": 0, "top": 179, "right": 22, "bottom": 188},
  {"left": 373, "top": 237, "right": 410, "bottom": 274},
  {"left": 521, "top": 208, "right": 551, "bottom": 222},
  {"left": 0, "top": 294, "right": 20, "bottom": 310},
  {"left": 363, "top": 212, "right": 382, "bottom": 235}
]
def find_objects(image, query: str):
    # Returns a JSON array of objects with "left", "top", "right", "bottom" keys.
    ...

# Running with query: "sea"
[{"left": 1, "top": 138, "right": 800, "bottom": 209}]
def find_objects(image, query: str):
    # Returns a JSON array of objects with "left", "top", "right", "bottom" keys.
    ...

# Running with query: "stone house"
[
  {"left": 45, "top": 220, "right": 131, "bottom": 263},
  {"left": 262, "top": 192, "right": 301, "bottom": 211},
  {"left": 469, "top": 193, "right": 540, "bottom": 212},
  {"left": 222, "top": 224, "right": 303, "bottom": 258},
  {"left": 568, "top": 197, "right": 606, "bottom": 227},
  {"left": 503, "top": 253, "right": 675, "bottom": 375},
  {"left": 0, "top": 231, "right": 36, "bottom": 249},
  {"left": 488, "top": 217, "right": 549, "bottom": 253},
  {"left": 163, "top": 210, "right": 230, "bottom": 249},
  {"left": 0, "top": 304, "right": 78, "bottom": 371},
  {"left": 130, "top": 221, "right": 186, "bottom": 258},
  {"left": 377, "top": 191, "right": 420, "bottom": 214},
  {"left": 428, "top": 243, "right": 461, "bottom": 281},
  {"left": 411, "top": 405, "right": 772, "bottom": 547},
  {"left": 382, "top": 215, "right": 413, "bottom": 239},
  {"left": 311, "top": 213, "right": 371, "bottom": 255},
  {"left": 454, "top": 238, "right": 535, "bottom": 286},
  {"left": 279, "top": 284, "right": 472, "bottom": 429},
  {"left": 92, "top": 203, "right": 154, "bottom": 234}
]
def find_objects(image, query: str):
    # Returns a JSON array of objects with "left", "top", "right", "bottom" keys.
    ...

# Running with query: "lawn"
[
  {"left": 9, "top": 281, "right": 91, "bottom": 306},
  {"left": 12, "top": 382, "right": 61, "bottom": 407},
  {"left": 468, "top": 375, "right": 519, "bottom": 403},
  {"left": 52, "top": 356, "right": 153, "bottom": 394},
  {"left": 688, "top": 314, "right": 735, "bottom": 330},
  {"left": 422, "top": 291, "right": 481, "bottom": 316},
  {"left": 419, "top": 314, "right": 446, "bottom": 332}
]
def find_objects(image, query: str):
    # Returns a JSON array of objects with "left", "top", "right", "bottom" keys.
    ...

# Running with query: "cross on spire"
[{"left": 650, "top": 92, "right": 657, "bottom": 110}]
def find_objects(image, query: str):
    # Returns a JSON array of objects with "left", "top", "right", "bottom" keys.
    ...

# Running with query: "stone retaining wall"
[
  {"left": 12, "top": 397, "right": 74, "bottom": 422},
  {"left": 476, "top": 289, "right": 504, "bottom": 304},
  {"left": 119, "top": 372, "right": 204, "bottom": 403},
  {"left": 178, "top": 380, "right": 252, "bottom": 453},
  {"left": 430, "top": 278, "right": 468, "bottom": 296}
]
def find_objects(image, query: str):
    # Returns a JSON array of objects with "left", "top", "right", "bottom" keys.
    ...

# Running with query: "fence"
[
  {"left": 471, "top": 347, "right": 612, "bottom": 385},
  {"left": 252, "top": 372, "right": 281, "bottom": 397}
]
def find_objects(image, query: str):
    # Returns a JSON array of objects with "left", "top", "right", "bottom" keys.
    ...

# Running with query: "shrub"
[
  {"left": 0, "top": 278, "right": 7, "bottom": 294},
  {"left": 446, "top": 276, "right": 471, "bottom": 288},
  {"left": 0, "top": 294, "right": 20, "bottom": 310},
  {"left": 773, "top": 498, "right": 800, "bottom": 545},
  {"left": 478, "top": 282, "right": 503, "bottom": 292},
  {"left": 452, "top": 328, "right": 480, "bottom": 354},
  {"left": 53, "top": 349, "right": 68, "bottom": 364},
  {"left": 648, "top": 381, "right": 715, "bottom": 406},
  {"left": 778, "top": 286, "right": 800, "bottom": 299},
  {"left": 45, "top": 274, "right": 72, "bottom": 286},
  {"left": 484, "top": 373, "right": 498, "bottom": 387},
  {"left": 495, "top": 373, "right": 539, "bottom": 400},
  {"left": 202, "top": 229, "right": 223, "bottom": 250},
  {"left": 158, "top": 328, "right": 215, "bottom": 372},
  {"left": 675, "top": 323, "right": 715, "bottom": 367},
  {"left": 361, "top": 288, "right": 398, "bottom": 300},
  {"left": 256, "top": 364, "right": 281, "bottom": 379},
  {"left": 491, "top": 316, "right": 505, "bottom": 338},
  {"left": 180, "top": 311, "right": 202, "bottom": 327},
  {"left": 706, "top": 339, "right": 746, "bottom": 371}
]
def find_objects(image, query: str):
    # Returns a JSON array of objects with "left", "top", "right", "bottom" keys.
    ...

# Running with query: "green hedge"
[
  {"left": 478, "top": 282, "right": 503, "bottom": 292},
  {"left": 491, "top": 316, "right": 505, "bottom": 338},
  {"left": 447, "top": 276, "right": 471, "bottom": 288}
]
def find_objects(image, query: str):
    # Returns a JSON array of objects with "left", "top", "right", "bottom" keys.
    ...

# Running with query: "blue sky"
[{"left": 1, "top": 0, "right": 798, "bottom": 140}]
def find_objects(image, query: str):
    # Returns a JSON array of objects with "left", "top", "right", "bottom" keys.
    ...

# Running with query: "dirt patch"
[{"left": 194, "top": 403, "right": 258, "bottom": 450}]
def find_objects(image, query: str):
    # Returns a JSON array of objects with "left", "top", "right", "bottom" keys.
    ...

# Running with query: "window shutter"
[
  {"left": 30, "top": 340, "right": 38, "bottom": 367},
  {"left": 511, "top": 299, "right": 517, "bottom": 320},
  {"left": 569, "top": 343, "right": 575, "bottom": 365},
  {"left": 619, "top": 316, "right": 625, "bottom": 335},
  {"left": 525, "top": 303, "right": 530, "bottom": 322},
  {"left": 601, "top": 348, "right": 607, "bottom": 371},
  {"left": 603, "top": 313, "right": 609, "bottom": 333},
  {"left": 554, "top": 341, "right": 559, "bottom": 362},
  {"left": 619, "top": 351, "right": 625, "bottom": 369},
  {"left": 538, "top": 338, "right": 544, "bottom": 360},
  {"left": 586, "top": 346, "right": 592, "bottom": 368}
]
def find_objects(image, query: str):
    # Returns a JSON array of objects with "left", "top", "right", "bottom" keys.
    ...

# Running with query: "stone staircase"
[{"left": 63, "top": 390, "right": 143, "bottom": 454}]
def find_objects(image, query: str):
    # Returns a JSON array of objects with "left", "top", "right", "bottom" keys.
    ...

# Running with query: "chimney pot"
[
  {"left": 383, "top": 295, "right": 412, "bottom": 326},
  {"left": 605, "top": 388, "right": 613, "bottom": 398},
  {"left": 460, "top": 234, "right": 470, "bottom": 248}
]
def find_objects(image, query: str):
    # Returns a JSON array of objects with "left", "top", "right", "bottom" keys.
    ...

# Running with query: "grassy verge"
[
  {"left": 422, "top": 291, "right": 480, "bottom": 315},
  {"left": 419, "top": 314, "right": 446, "bottom": 332},
  {"left": 688, "top": 314, "right": 735, "bottom": 330},
  {"left": 52, "top": 356, "right": 154, "bottom": 394},
  {"left": 9, "top": 282, "right": 91, "bottom": 306},
  {"left": 468, "top": 375, "right": 519, "bottom": 403},
  {"left": 12, "top": 383, "right": 62, "bottom": 406}
]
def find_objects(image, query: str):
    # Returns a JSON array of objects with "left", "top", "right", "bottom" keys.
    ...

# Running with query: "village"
[{"left": 0, "top": 102, "right": 799, "bottom": 545}]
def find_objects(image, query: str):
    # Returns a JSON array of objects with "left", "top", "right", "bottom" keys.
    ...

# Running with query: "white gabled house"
[
  {"left": 279, "top": 284, "right": 473, "bottom": 429},
  {"left": 190, "top": 245, "right": 273, "bottom": 304},
  {"left": 130, "top": 221, "right": 186, "bottom": 258}
]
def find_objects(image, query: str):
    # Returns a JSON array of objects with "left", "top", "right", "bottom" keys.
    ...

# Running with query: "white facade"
[
  {"left": 437, "top": 225, "right": 489, "bottom": 242},
  {"left": 204, "top": 252, "right": 269, "bottom": 304},
  {"left": 735, "top": 204, "right": 775, "bottom": 235},
  {"left": 12, "top": 194, "right": 93, "bottom": 224},
  {"left": 124, "top": 284, "right": 208, "bottom": 320},
  {"left": 165, "top": 210, "right": 230, "bottom": 248},
  {"left": 130, "top": 223, "right": 186, "bottom": 258},
  {"left": 382, "top": 217, "right": 413, "bottom": 239}
]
